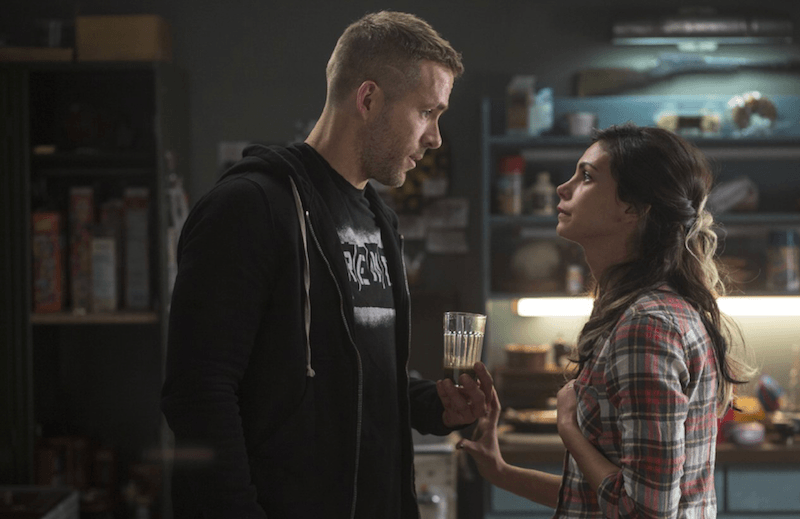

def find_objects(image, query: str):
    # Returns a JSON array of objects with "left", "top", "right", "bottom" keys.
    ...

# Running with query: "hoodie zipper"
[{"left": 305, "top": 211, "right": 363, "bottom": 519}]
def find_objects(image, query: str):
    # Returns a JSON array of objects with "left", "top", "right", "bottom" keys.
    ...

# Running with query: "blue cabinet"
[
  {"left": 486, "top": 465, "right": 800, "bottom": 518},
  {"left": 722, "top": 467, "right": 800, "bottom": 517},
  {"left": 484, "top": 464, "right": 559, "bottom": 519}
]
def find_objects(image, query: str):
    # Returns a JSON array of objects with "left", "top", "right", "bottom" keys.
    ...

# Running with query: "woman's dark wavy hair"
[{"left": 574, "top": 123, "right": 750, "bottom": 413}]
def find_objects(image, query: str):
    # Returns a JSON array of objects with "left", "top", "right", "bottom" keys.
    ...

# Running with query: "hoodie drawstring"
[{"left": 289, "top": 177, "right": 315, "bottom": 378}]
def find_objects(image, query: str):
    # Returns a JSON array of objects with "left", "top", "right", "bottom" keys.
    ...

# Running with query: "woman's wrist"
[
  {"left": 557, "top": 419, "right": 583, "bottom": 452},
  {"left": 487, "top": 456, "right": 510, "bottom": 486}
]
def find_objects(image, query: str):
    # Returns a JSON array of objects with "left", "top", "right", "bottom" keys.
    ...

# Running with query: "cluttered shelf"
[
  {"left": 482, "top": 94, "right": 800, "bottom": 301},
  {"left": 491, "top": 213, "right": 800, "bottom": 227},
  {"left": 483, "top": 95, "right": 800, "bottom": 142},
  {"left": 488, "top": 133, "right": 800, "bottom": 160},
  {"left": 29, "top": 311, "right": 159, "bottom": 325},
  {"left": 32, "top": 152, "right": 155, "bottom": 171},
  {"left": 497, "top": 431, "right": 800, "bottom": 466},
  {"left": 491, "top": 347, "right": 800, "bottom": 467}
]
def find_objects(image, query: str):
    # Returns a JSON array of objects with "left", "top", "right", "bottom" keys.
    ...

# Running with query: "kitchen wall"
[
  {"left": 486, "top": 301, "right": 797, "bottom": 397},
  {"left": 5, "top": 0, "right": 800, "bottom": 391}
]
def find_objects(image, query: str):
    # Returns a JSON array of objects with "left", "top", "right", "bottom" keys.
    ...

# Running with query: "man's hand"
[{"left": 436, "top": 362, "right": 493, "bottom": 428}]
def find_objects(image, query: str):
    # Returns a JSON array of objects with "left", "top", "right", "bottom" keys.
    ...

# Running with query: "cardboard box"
[
  {"left": 124, "top": 187, "right": 150, "bottom": 310},
  {"left": 69, "top": 187, "right": 94, "bottom": 314},
  {"left": 76, "top": 15, "right": 172, "bottom": 62},
  {"left": 32, "top": 211, "right": 65, "bottom": 313},
  {"left": 100, "top": 198, "right": 124, "bottom": 304},
  {"left": 91, "top": 236, "right": 117, "bottom": 312}
]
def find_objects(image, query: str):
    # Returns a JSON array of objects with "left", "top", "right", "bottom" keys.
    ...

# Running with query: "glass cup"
[{"left": 443, "top": 312, "right": 486, "bottom": 386}]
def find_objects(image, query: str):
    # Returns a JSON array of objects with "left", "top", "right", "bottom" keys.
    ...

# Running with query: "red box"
[{"left": 32, "top": 211, "right": 65, "bottom": 313}]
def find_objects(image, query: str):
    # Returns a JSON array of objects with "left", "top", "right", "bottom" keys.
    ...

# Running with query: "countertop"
[{"left": 498, "top": 432, "right": 800, "bottom": 466}]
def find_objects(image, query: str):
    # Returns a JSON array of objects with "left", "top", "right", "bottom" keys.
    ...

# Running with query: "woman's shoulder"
[
  {"left": 628, "top": 286, "right": 694, "bottom": 314},
  {"left": 617, "top": 287, "right": 700, "bottom": 329}
]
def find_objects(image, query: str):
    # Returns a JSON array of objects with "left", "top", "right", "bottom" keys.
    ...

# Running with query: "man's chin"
[{"left": 383, "top": 172, "right": 406, "bottom": 189}]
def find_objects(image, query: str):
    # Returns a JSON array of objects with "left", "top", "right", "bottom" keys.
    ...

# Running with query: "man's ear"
[{"left": 356, "top": 80, "right": 382, "bottom": 120}]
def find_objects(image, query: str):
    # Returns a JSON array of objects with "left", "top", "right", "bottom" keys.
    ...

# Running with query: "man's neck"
[{"left": 305, "top": 108, "right": 367, "bottom": 189}]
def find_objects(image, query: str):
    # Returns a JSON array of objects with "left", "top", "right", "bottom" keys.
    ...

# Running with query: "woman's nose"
[{"left": 556, "top": 181, "right": 569, "bottom": 200}]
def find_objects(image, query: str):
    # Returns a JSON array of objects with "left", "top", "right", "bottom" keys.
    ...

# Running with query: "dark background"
[{"left": 5, "top": 0, "right": 800, "bottom": 317}]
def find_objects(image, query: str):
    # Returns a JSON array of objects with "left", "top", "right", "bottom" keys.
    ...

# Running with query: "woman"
[{"left": 460, "top": 124, "right": 750, "bottom": 518}]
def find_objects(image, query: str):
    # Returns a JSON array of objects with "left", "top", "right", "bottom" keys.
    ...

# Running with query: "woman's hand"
[
  {"left": 556, "top": 379, "right": 580, "bottom": 438},
  {"left": 556, "top": 378, "right": 622, "bottom": 491},
  {"left": 451, "top": 363, "right": 506, "bottom": 484}
]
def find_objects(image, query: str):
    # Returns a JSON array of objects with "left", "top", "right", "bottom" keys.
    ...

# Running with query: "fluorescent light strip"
[
  {"left": 515, "top": 296, "right": 800, "bottom": 317},
  {"left": 515, "top": 297, "right": 593, "bottom": 317},
  {"left": 717, "top": 296, "right": 800, "bottom": 317}
]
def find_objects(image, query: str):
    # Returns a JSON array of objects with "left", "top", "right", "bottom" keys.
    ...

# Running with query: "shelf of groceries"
[
  {"left": 481, "top": 95, "right": 800, "bottom": 300},
  {"left": 29, "top": 311, "right": 159, "bottom": 325}
]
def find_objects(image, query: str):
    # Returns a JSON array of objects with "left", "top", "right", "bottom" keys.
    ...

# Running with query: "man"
[{"left": 162, "top": 11, "right": 492, "bottom": 518}]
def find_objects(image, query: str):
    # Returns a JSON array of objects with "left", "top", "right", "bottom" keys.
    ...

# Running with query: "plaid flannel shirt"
[{"left": 554, "top": 287, "right": 718, "bottom": 519}]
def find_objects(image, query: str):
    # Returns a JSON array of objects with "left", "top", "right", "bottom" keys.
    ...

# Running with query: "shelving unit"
[
  {"left": 1, "top": 62, "right": 188, "bottom": 517},
  {"left": 481, "top": 96, "right": 800, "bottom": 303},
  {"left": 479, "top": 95, "right": 800, "bottom": 519},
  {"left": 29, "top": 312, "right": 160, "bottom": 325}
]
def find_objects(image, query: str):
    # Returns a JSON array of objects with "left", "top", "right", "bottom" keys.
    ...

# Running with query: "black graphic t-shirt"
[{"left": 320, "top": 159, "right": 402, "bottom": 518}]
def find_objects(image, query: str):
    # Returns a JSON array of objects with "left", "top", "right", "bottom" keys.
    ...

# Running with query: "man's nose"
[{"left": 424, "top": 123, "right": 442, "bottom": 150}]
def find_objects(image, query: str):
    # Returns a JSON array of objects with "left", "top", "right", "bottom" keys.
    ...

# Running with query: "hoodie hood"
[{"left": 221, "top": 143, "right": 311, "bottom": 194}]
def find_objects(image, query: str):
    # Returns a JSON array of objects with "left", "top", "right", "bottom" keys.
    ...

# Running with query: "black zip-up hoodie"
[{"left": 162, "top": 143, "right": 452, "bottom": 518}]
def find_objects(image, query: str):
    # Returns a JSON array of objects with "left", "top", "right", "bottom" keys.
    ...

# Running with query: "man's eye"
[{"left": 583, "top": 171, "right": 591, "bottom": 181}]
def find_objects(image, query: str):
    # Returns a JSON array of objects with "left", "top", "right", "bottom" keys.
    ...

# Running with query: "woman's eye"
[
  {"left": 422, "top": 109, "right": 432, "bottom": 118},
  {"left": 582, "top": 171, "right": 592, "bottom": 182}
]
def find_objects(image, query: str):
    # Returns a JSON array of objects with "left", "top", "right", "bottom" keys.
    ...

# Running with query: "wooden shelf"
[
  {"left": 30, "top": 311, "right": 159, "bottom": 325},
  {"left": 0, "top": 47, "right": 74, "bottom": 62},
  {"left": 498, "top": 432, "right": 800, "bottom": 466},
  {"left": 32, "top": 151, "right": 154, "bottom": 170}
]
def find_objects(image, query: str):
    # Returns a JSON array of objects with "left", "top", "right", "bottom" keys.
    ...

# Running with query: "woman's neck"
[{"left": 582, "top": 237, "right": 635, "bottom": 287}]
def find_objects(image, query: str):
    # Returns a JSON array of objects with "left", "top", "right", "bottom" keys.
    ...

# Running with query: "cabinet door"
[
  {"left": 0, "top": 65, "right": 34, "bottom": 483},
  {"left": 485, "top": 464, "right": 560, "bottom": 518},
  {"left": 726, "top": 468, "right": 800, "bottom": 513}
]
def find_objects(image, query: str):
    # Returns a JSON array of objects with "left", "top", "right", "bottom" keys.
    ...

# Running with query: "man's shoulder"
[{"left": 220, "top": 143, "right": 310, "bottom": 183}]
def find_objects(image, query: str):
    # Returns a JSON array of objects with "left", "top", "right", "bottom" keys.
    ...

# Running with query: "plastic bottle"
[
  {"left": 788, "top": 344, "right": 800, "bottom": 412},
  {"left": 530, "top": 171, "right": 556, "bottom": 216},
  {"left": 497, "top": 155, "right": 524, "bottom": 215}
]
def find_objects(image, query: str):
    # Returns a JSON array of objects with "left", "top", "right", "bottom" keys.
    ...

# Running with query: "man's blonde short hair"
[{"left": 326, "top": 11, "right": 464, "bottom": 104}]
